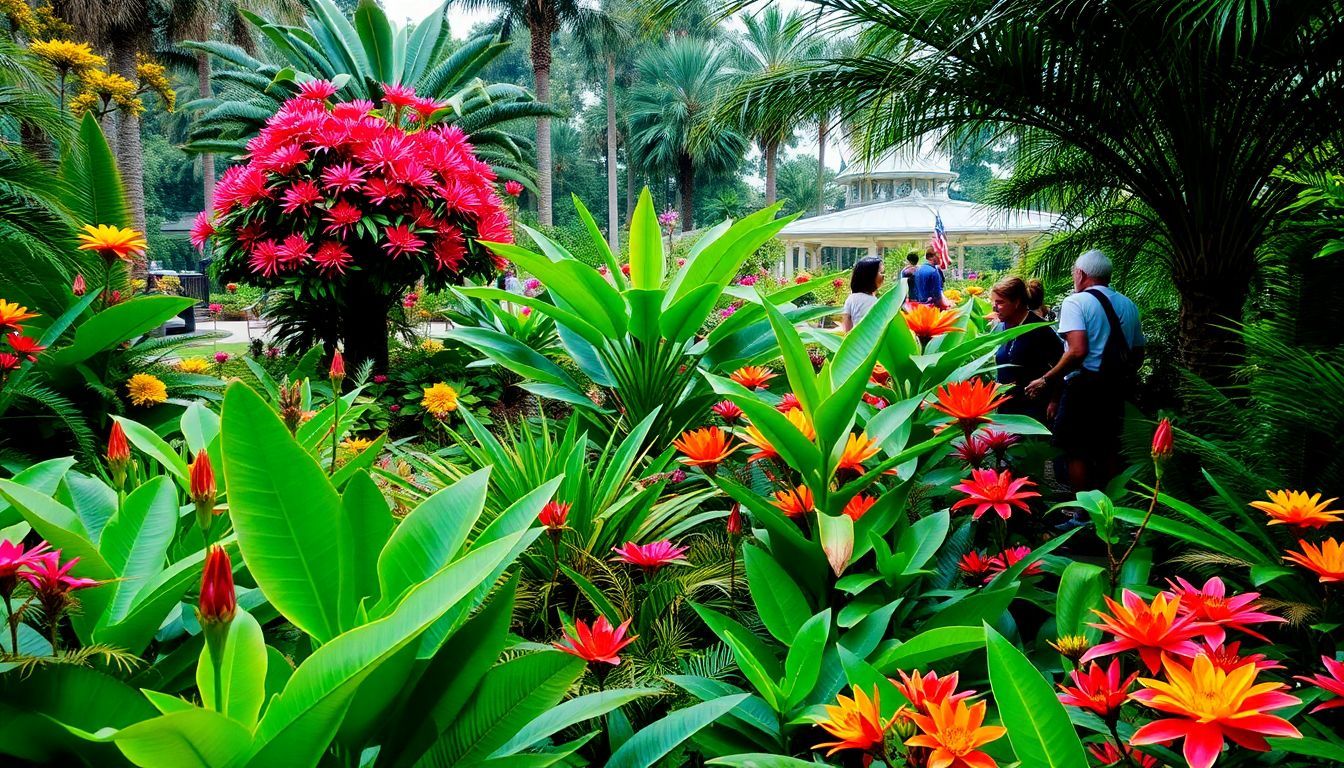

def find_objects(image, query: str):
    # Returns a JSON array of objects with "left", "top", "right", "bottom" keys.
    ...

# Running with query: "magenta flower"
[{"left": 611, "top": 540, "right": 689, "bottom": 571}]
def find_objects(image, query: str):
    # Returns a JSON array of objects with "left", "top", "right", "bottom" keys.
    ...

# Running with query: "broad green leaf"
[
  {"left": 709, "top": 755, "right": 822, "bottom": 767},
  {"left": 221, "top": 383, "right": 343, "bottom": 641},
  {"left": 180, "top": 402, "right": 221, "bottom": 456},
  {"left": 627, "top": 188, "right": 664, "bottom": 290},
  {"left": 114, "top": 416, "right": 189, "bottom": 482},
  {"left": 1056, "top": 562, "right": 1106, "bottom": 641},
  {"left": 925, "top": 585, "right": 1019, "bottom": 630},
  {"left": 783, "top": 610, "right": 830, "bottom": 708},
  {"left": 377, "top": 469, "right": 488, "bottom": 612},
  {"left": 872, "top": 626, "right": 986, "bottom": 673},
  {"left": 0, "top": 457, "right": 75, "bottom": 529},
  {"left": 607, "top": 694, "right": 749, "bottom": 768},
  {"left": 111, "top": 709, "right": 252, "bottom": 768},
  {"left": 743, "top": 545, "right": 812, "bottom": 644},
  {"left": 50, "top": 296, "right": 195, "bottom": 368},
  {"left": 99, "top": 476, "right": 178, "bottom": 623},
  {"left": 354, "top": 0, "right": 395, "bottom": 82},
  {"left": 985, "top": 625, "right": 1088, "bottom": 768},
  {"left": 342, "top": 471, "right": 393, "bottom": 611},
  {"left": 197, "top": 610, "right": 267, "bottom": 729},
  {"left": 493, "top": 688, "right": 662, "bottom": 757},
  {"left": 59, "top": 113, "right": 129, "bottom": 228},
  {"left": 559, "top": 563, "right": 621, "bottom": 624},
  {"left": 0, "top": 665, "right": 155, "bottom": 764}
]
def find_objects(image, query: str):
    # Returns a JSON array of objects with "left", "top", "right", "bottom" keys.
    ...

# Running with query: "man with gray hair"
[{"left": 1025, "top": 249, "right": 1144, "bottom": 490}]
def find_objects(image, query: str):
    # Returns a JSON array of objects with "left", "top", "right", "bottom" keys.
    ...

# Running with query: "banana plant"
[{"left": 457, "top": 189, "right": 820, "bottom": 443}]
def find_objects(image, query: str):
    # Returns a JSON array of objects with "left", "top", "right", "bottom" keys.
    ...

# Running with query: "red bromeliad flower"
[
  {"left": 710, "top": 399, "right": 743, "bottom": 423},
  {"left": 106, "top": 420, "right": 130, "bottom": 474},
  {"left": 504, "top": 180, "right": 524, "bottom": 197},
  {"left": 1083, "top": 591, "right": 1209, "bottom": 673},
  {"left": 538, "top": 500, "right": 570, "bottom": 531},
  {"left": 979, "top": 429, "right": 1018, "bottom": 455},
  {"left": 952, "top": 435, "right": 991, "bottom": 468},
  {"left": 1058, "top": 659, "right": 1138, "bottom": 720},
  {"left": 381, "top": 83, "right": 418, "bottom": 108},
  {"left": 72, "top": 273, "right": 87, "bottom": 296},
  {"left": 726, "top": 503, "right": 744, "bottom": 536},
  {"left": 771, "top": 484, "right": 815, "bottom": 518},
  {"left": 0, "top": 539, "right": 52, "bottom": 595},
  {"left": 1202, "top": 640, "right": 1281, "bottom": 673},
  {"left": 1163, "top": 576, "right": 1284, "bottom": 644},
  {"left": 0, "top": 353, "right": 18, "bottom": 374},
  {"left": 611, "top": 540, "right": 689, "bottom": 571},
  {"left": 313, "top": 242, "right": 354, "bottom": 274},
  {"left": 1295, "top": 656, "right": 1344, "bottom": 712},
  {"left": 931, "top": 379, "right": 1010, "bottom": 432},
  {"left": 730, "top": 365, "right": 777, "bottom": 390},
  {"left": 23, "top": 552, "right": 101, "bottom": 597},
  {"left": 776, "top": 392, "right": 801, "bottom": 412},
  {"left": 329, "top": 349, "right": 346, "bottom": 381},
  {"left": 958, "top": 551, "right": 996, "bottom": 581},
  {"left": 553, "top": 616, "right": 637, "bottom": 665},
  {"left": 382, "top": 224, "right": 426, "bottom": 258},
  {"left": 987, "top": 546, "right": 1043, "bottom": 579},
  {"left": 1130, "top": 654, "right": 1300, "bottom": 768},
  {"left": 870, "top": 363, "right": 890, "bottom": 385},
  {"left": 893, "top": 669, "right": 976, "bottom": 714},
  {"left": 843, "top": 494, "right": 876, "bottom": 521},
  {"left": 7, "top": 333, "right": 45, "bottom": 362},
  {"left": 862, "top": 392, "right": 888, "bottom": 410},
  {"left": 198, "top": 545, "right": 236, "bottom": 624},
  {"left": 1088, "top": 742, "right": 1157, "bottom": 768},
  {"left": 951, "top": 468, "right": 1039, "bottom": 521}
]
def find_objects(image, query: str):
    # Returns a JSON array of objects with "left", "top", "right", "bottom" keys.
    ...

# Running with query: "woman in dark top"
[{"left": 991, "top": 277, "right": 1063, "bottom": 423}]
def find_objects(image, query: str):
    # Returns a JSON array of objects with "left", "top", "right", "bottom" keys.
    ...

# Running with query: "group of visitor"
[{"left": 842, "top": 248, "right": 1144, "bottom": 492}]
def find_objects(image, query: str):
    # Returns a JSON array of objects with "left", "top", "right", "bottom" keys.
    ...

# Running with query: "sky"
[{"left": 379, "top": 0, "right": 848, "bottom": 172}]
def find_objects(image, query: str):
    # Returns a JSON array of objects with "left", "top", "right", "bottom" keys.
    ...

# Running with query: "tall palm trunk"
[
  {"left": 816, "top": 111, "right": 827, "bottom": 215},
  {"left": 605, "top": 56, "right": 619, "bottom": 250},
  {"left": 111, "top": 39, "right": 147, "bottom": 260},
  {"left": 529, "top": 21, "right": 555, "bottom": 227},
  {"left": 762, "top": 138, "right": 778, "bottom": 206},
  {"left": 1173, "top": 259, "right": 1251, "bottom": 384},
  {"left": 197, "top": 52, "right": 215, "bottom": 214},
  {"left": 677, "top": 154, "right": 694, "bottom": 232}
]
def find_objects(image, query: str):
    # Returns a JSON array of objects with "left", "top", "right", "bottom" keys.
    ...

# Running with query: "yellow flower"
[
  {"left": 177, "top": 357, "right": 211, "bottom": 374},
  {"left": 29, "top": 39, "right": 106, "bottom": 74},
  {"left": 342, "top": 437, "right": 374, "bottom": 453},
  {"left": 944, "top": 289, "right": 963, "bottom": 303},
  {"left": 420, "top": 337, "right": 445, "bottom": 353},
  {"left": 965, "top": 285, "right": 985, "bottom": 296},
  {"left": 79, "top": 68, "right": 137, "bottom": 99},
  {"left": 812, "top": 685, "right": 898, "bottom": 756},
  {"left": 135, "top": 53, "right": 174, "bottom": 112},
  {"left": 1, "top": 0, "right": 38, "bottom": 36},
  {"left": 421, "top": 382, "right": 459, "bottom": 419},
  {"left": 1251, "top": 489, "right": 1342, "bottom": 529},
  {"left": 69, "top": 92, "right": 100, "bottom": 116},
  {"left": 77, "top": 224, "right": 147, "bottom": 261},
  {"left": 0, "top": 298, "right": 40, "bottom": 331},
  {"left": 126, "top": 373, "right": 167, "bottom": 406}
]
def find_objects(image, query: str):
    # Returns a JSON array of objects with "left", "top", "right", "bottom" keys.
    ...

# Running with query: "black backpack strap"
[{"left": 1083, "top": 288, "right": 1129, "bottom": 353}]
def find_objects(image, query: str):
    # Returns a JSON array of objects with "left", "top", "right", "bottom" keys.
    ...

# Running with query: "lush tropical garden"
[{"left": 4, "top": 0, "right": 1344, "bottom": 767}]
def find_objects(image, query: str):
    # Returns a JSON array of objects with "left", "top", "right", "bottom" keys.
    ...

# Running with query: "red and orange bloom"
[
  {"left": 893, "top": 669, "right": 976, "bottom": 715},
  {"left": 1252, "top": 490, "right": 1342, "bottom": 529},
  {"left": 539, "top": 500, "right": 571, "bottom": 532},
  {"left": 106, "top": 421, "right": 131, "bottom": 485},
  {"left": 739, "top": 409, "right": 815, "bottom": 463},
  {"left": 1284, "top": 537, "right": 1344, "bottom": 582},
  {"left": 904, "top": 698, "right": 1006, "bottom": 768},
  {"left": 958, "top": 551, "right": 997, "bottom": 581},
  {"left": 951, "top": 468, "right": 1039, "bottom": 521},
  {"left": 903, "top": 303, "right": 960, "bottom": 343},
  {"left": 189, "top": 450, "right": 217, "bottom": 525},
  {"left": 1294, "top": 655, "right": 1344, "bottom": 713},
  {"left": 843, "top": 494, "right": 876, "bottom": 521},
  {"left": 730, "top": 365, "right": 777, "bottom": 390},
  {"left": 329, "top": 349, "right": 346, "bottom": 381},
  {"left": 776, "top": 392, "right": 801, "bottom": 412},
  {"left": 611, "top": 540, "right": 689, "bottom": 571},
  {"left": 1203, "top": 640, "right": 1281, "bottom": 673},
  {"left": 978, "top": 429, "right": 1018, "bottom": 455},
  {"left": 862, "top": 392, "right": 888, "bottom": 410},
  {"left": 1083, "top": 591, "right": 1208, "bottom": 673},
  {"left": 197, "top": 545, "right": 236, "bottom": 625},
  {"left": 1088, "top": 742, "right": 1157, "bottom": 768},
  {"left": 1058, "top": 659, "right": 1138, "bottom": 721},
  {"left": 553, "top": 616, "right": 637, "bottom": 665},
  {"left": 0, "top": 299, "right": 38, "bottom": 332},
  {"left": 710, "top": 399, "right": 743, "bottom": 423},
  {"left": 931, "top": 379, "right": 1010, "bottom": 433},
  {"left": 672, "top": 426, "right": 737, "bottom": 470},
  {"left": 1164, "top": 576, "right": 1284, "bottom": 644},
  {"left": 6, "top": 333, "right": 45, "bottom": 362},
  {"left": 870, "top": 363, "right": 890, "bottom": 385},
  {"left": 1130, "top": 654, "right": 1300, "bottom": 768},
  {"left": 812, "top": 685, "right": 898, "bottom": 756},
  {"left": 77, "top": 224, "right": 147, "bottom": 261},
  {"left": 836, "top": 432, "right": 880, "bottom": 475},
  {"left": 770, "top": 484, "right": 815, "bottom": 518}
]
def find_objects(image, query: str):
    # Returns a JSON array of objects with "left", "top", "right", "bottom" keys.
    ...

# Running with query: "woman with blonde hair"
[{"left": 990, "top": 276, "right": 1062, "bottom": 423}]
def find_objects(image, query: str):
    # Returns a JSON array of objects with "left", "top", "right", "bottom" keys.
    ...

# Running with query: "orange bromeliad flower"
[
  {"left": 739, "top": 409, "right": 815, "bottom": 463},
  {"left": 812, "top": 685, "right": 898, "bottom": 756},
  {"left": 771, "top": 484, "right": 814, "bottom": 517},
  {"left": 1082, "top": 591, "right": 1210, "bottom": 673},
  {"left": 1251, "top": 490, "right": 1343, "bottom": 529},
  {"left": 930, "top": 379, "right": 1010, "bottom": 432},
  {"left": 842, "top": 494, "right": 876, "bottom": 521},
  {"left": 893, "top": 669, "right": 976, "bottom": 715},
  {"left": 950, "top": 468, "right": 1039, "bottom": 521},
  {"left": 77, "top": 224, "right": 148, "bottom": 261},
  {"left": 903, "top": 303, "right": 960, "bottom": 343},
  {"left": 905, "top": 698, "right": 1006, "bottom": 768},
  {"left": 730, "top": 365, "right": 777, "bottom": 390},
  {"left": 835, "top": 432, "right": 880, "bottom": 475},
  {"left": 672, "top": 426, "right": 737, "bottom": 470},
  {"left": 1130, "top": 654, "right": 1300, "bottom": 768},
  {"left": 0, "top": 299, "right": 39, "bottom": 332},
  {"left": 1284, "top": 537, "right": 1344, "bottom": 582}
]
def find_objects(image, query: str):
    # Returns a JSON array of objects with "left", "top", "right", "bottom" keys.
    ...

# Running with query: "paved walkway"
[{"left": 188, "top": 320, "right": 456, "bottom": 345}]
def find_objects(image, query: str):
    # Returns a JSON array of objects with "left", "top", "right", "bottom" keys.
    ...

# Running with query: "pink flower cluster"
[{"left": 193, "top": 80, "right": 513, "bottom": 284}]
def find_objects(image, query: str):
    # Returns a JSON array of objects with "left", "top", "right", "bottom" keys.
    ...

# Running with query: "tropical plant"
[
  {"left": 629, "top": 37, "right": 749, "bottom": 230},
  {"left": 183, "top": 0, "right": 550, "bottom": 183},
  {"left": 718, "top": 0, "right": 1344, "bottom": 381}
]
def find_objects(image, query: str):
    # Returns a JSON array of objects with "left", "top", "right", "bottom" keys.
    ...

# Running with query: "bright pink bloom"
[
  {"left": 950, "top": 468, "right": 1039, "bottom": 520},
  {"left": 710, "top": 399, "right": 743, "bottom": 423},
  {"left": 611, "top": 540, "right": 689, "bottom": 571},
  {"left": 1296, "top": 655, "right": 1344, "bottom": 712},
  {"left": 775, "top": 392, "right": 801, "bottom": 413},
  {"left": 0, "top": 539, "right": 52, "bottom": 593},
  {"left": 313, "top": 242, "right": 353, "bottom": 274},
  {"left": 504, "top": 180, "right": 523, "bottom": 196},
  {"left": 381, "top": 83, "right": 418, "bottom": 108},
  {"left": 987, "top": 545, "right": 1043, "bottom": 579},
  {"left": 323, "top": 199, "right": 363, "bottom": 235},
  {"left": 382, "top": 225, "right": 426, "bottom": 258},
  {"left": 952, "top": 435, "right": 991, "bottom": 468},
  {"left": 214, "top": 352, "right": 230, "bottom": 364},
  {"left": 72, "top": 273, "right": 86, "bottom": 296},
  {"left": 297, "top": 79, "right": 340, "bottom": 101},
  {"left": 23, "top": 553, "right": 101, "bottom": 594},
  {"left": 321, "top": 162, "right": 367, "bottom": 193},
  {"left": 553, "top": 616, "right": 637, "bottom": 665},
  {"left": 979, "top": 429, "right": 1018, "bottom": 454},
  {"left": 277, "top": 234, "right": 311, "bottom": 267},
  {"left": 249, "top": 239, "right": 285, "bottom": 276},
  {"left": 892, "top": 669, "right": 976, "bottom": 715},
  {"left": 1057, "top": 659, "right": 1138, "bottom": 720},
  {"left": 190, "top": 211, "right": 214, "bottom": 252},
  {"left": 1163, "top": 576, "right": 1284, "bottom": 645},
  {"left": 1083, "top": 591, "right": 1210, "bottom": 673}
]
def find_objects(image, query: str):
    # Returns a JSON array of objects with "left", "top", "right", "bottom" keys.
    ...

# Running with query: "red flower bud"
[
  {"left": 1151, "top": 418, "right": 1173, "bottom": 463},
  {"left": 198, "top": 545, "right": 236, "bottom": 625},
  {"left": 72, "top": 274, "right": 87, "bottom": 297},
  {"left": 726, "top": 503, "right": 743, "bottom": 537},
  {"left": 190, "top": 450, "right": 216, "bottom": 509},
  {"left": 539, "top": 500, "right": 570, "bottom": 531},
  {"left": 107, "top": 421, "right": 130, "bottom": 487},
  {"left": 329, "top": 350, "right": 346, "bottom": 381}
]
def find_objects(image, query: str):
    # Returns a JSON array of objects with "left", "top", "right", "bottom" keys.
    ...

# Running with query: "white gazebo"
[{"left": 777, "top": 146, "right": 1060, "bottom": 278}]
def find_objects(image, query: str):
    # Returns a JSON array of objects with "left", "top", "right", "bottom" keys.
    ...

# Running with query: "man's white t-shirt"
[
  {"left": 843, "top": 292, "right": 879, "bottom": 326},
  {"left": 1056, "top": 286, "right": 1145, "bottom": 372}
]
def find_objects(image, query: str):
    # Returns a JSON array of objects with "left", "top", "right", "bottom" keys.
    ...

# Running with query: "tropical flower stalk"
[
  {"left": 1112, "top": 418, "right": 1173, "bottom": 583},
  {"left": 106, "top": 421, "right": 130, "bottom": 488},
  {"left": 23, "top": 551, "right": 101, "bottom": 654}
]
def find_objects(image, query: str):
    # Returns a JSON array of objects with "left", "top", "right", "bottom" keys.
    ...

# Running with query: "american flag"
[{"left": 930, "top": 213, "right": 950, "bottom": 270}]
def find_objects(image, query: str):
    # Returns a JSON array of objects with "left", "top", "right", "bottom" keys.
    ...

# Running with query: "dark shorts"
[{"left": 1052, "top": 371, "right": 1123, "bottom": 461}]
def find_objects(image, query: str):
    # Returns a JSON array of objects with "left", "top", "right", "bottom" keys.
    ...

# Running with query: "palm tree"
[
  {"left": 728, "top": 7, "right": 818, "bottom": 206},
  {"left": 719, "top": 0, "right": 1344, "bottom": 380},
  {"left": 451, "top": 0, "right": 612, "bottom": 227},
  {"left": 628, "top": 38, "right": 746, "bottom": 231}
]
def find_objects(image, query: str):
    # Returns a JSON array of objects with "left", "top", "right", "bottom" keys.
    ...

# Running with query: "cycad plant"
[{"left": 183, "top": 0, "right": 550, "bottom": 183}]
